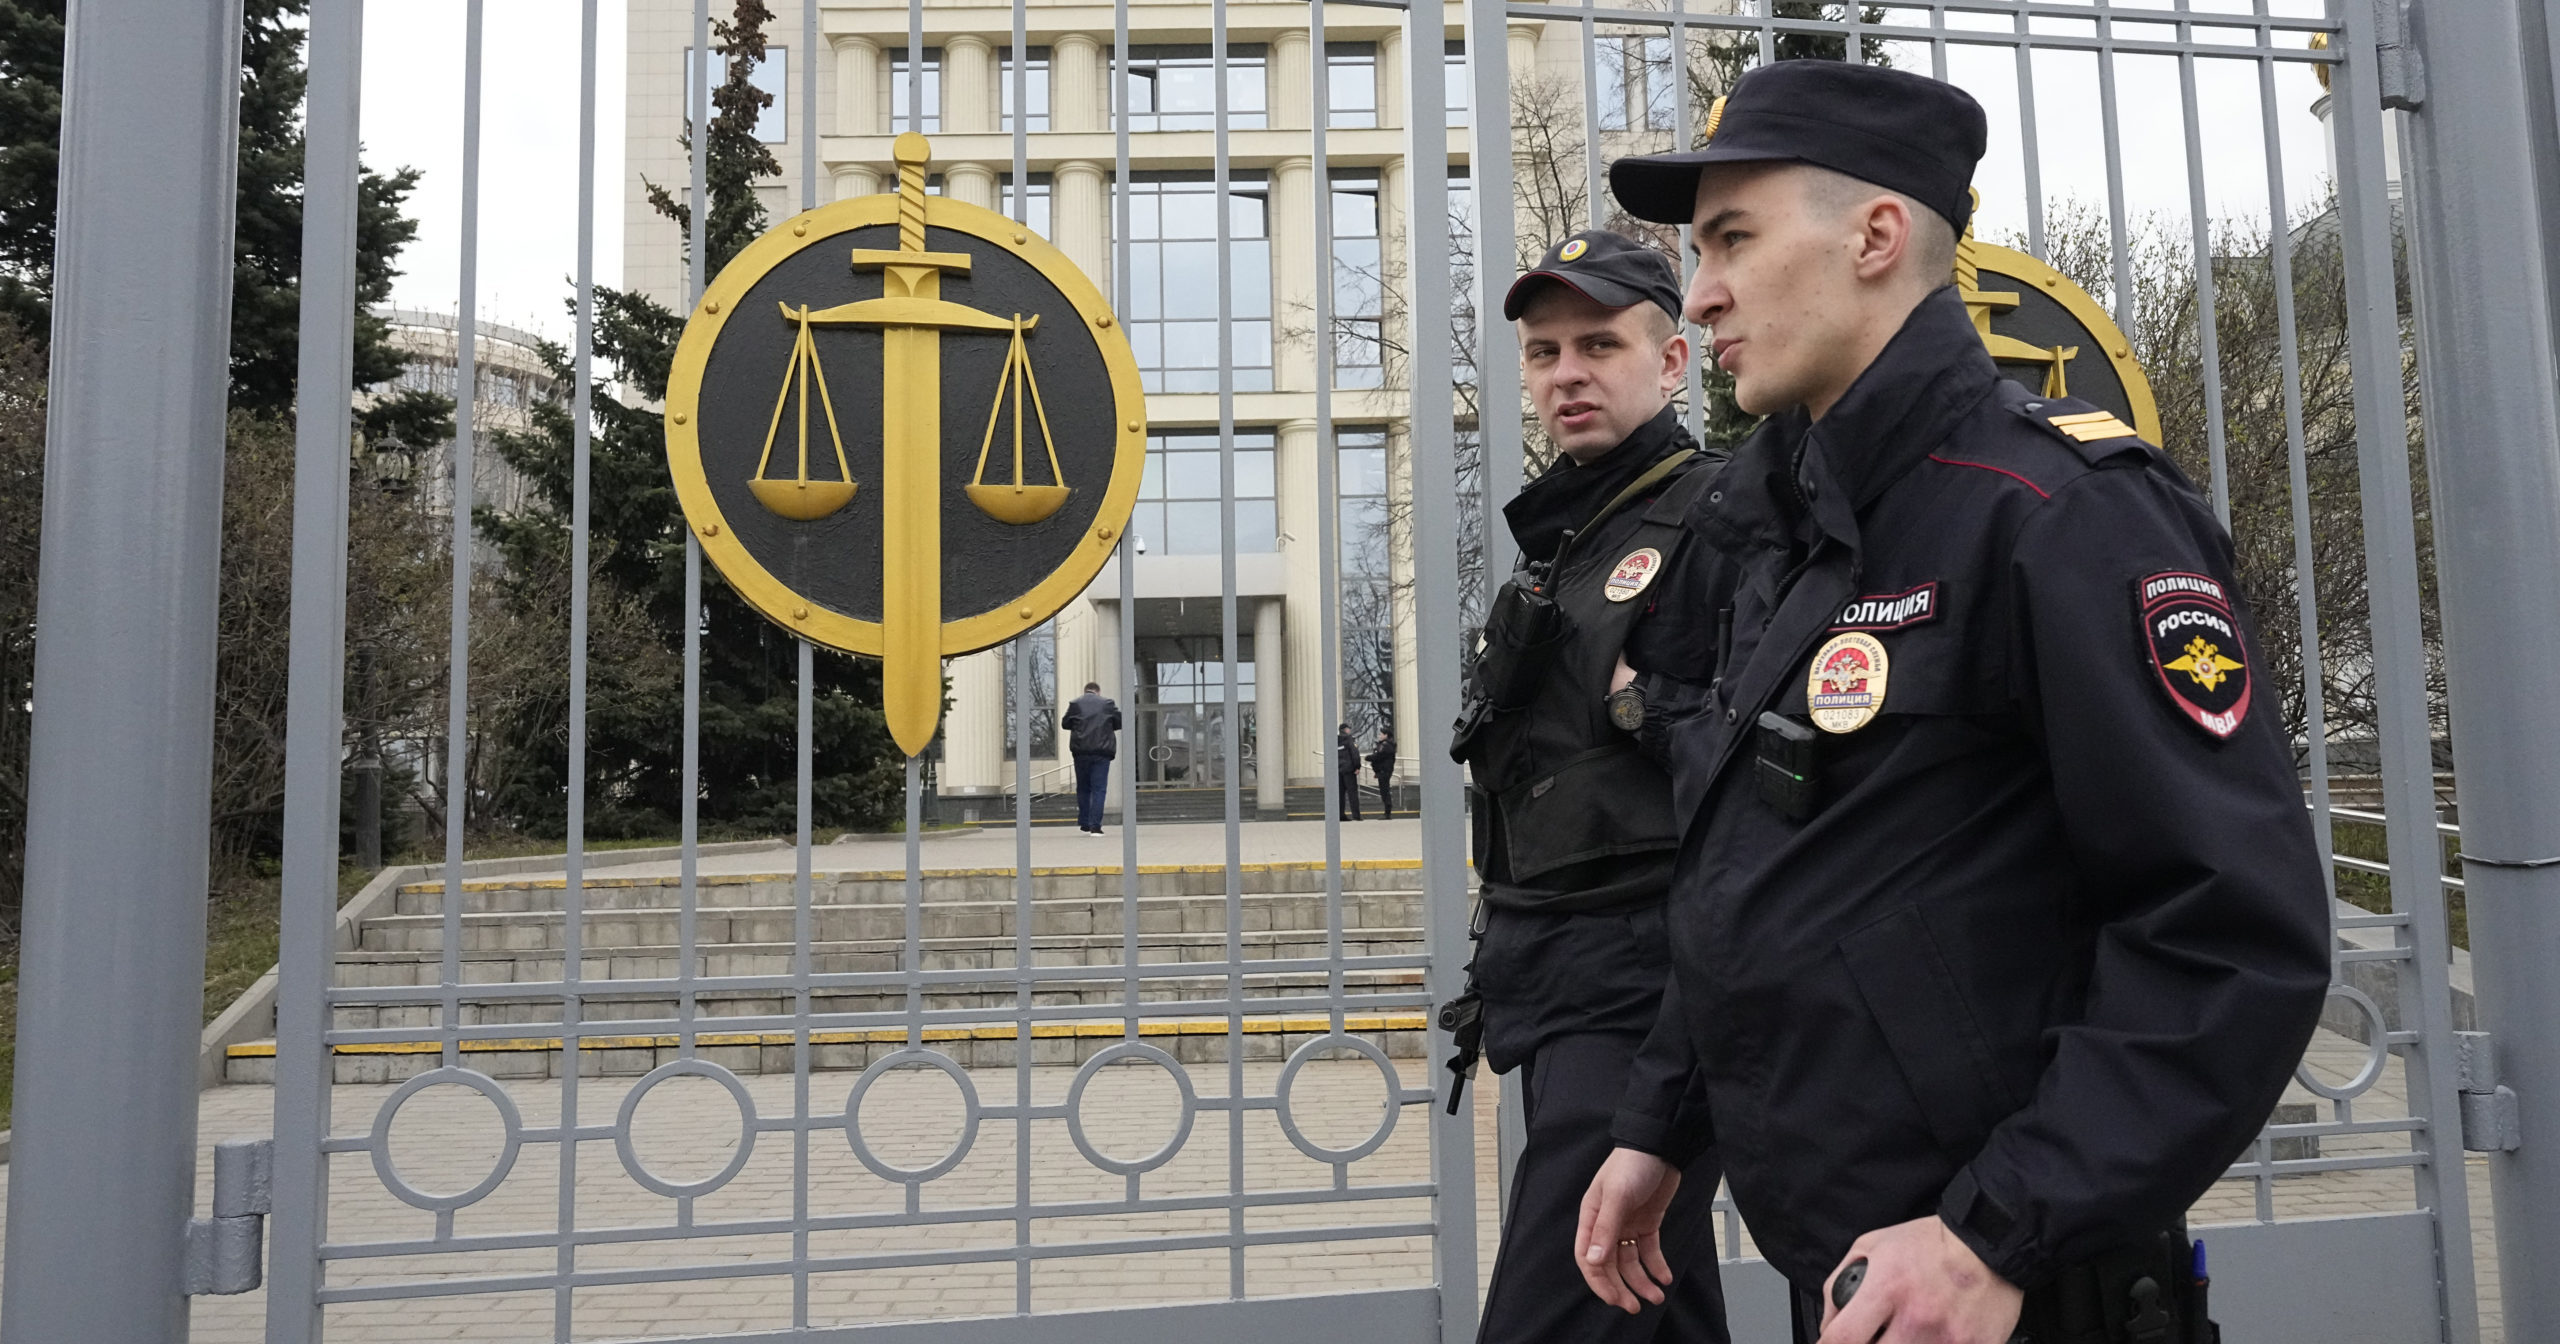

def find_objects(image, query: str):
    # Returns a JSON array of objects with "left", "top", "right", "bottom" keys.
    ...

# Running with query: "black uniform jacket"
[{"left": 1611, "top": 287, "right": 2333, "bottom": 1292}]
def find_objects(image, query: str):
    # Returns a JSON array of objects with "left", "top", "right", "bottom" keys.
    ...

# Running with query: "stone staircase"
[
  {"left": 972, "top": 783, "right": 1423, "bottom": 826},
  {"left": 223, "top": 860, "right": 1434, "bottom": 1086}
]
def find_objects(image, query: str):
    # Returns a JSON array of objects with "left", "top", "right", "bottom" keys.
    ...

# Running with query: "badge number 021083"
[{"left": 1807, "top": 631, "right": 1890, "bottom": 734}]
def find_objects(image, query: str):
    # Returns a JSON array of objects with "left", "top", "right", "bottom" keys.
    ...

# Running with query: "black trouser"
[
  {"left": 1479, "top": 1030, "right": 1730, "bottom": 1344},
  {"left": 1340, "top": 770, "right": 1364, "bottom": 819},
  {"left": 1372, "top": 768, "right": 1394, "bottom": 819},
  {"left": 1072, "top": 754, "right": 1111, "bottom": 830}
]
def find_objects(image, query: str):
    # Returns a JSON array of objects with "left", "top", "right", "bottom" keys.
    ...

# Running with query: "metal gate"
[{"left": 1, "top": 0, "right": 2490, "bottom": 1341}]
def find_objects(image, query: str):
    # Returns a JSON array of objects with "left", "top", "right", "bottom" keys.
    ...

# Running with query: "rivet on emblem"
[
  {"left": 705, "top": 299, "right": 720, "bottom": 314},
  {"left": 793, "top": 221, "right": 807, "bottom": 237},
  {"left": 1806, "top": 632, "right": 1890, "bottom": 734},
  {"left": 671, "top": 411, "right": 687, "bottom": 425},
  {"left": 1096, "top": 313, "right": 1113, "bottom": 327},
  {"left": 792, "top": 605, "right": 809, "bottom": 620},
  {"left": 1018, "top": 605, "right": 1035, "bottom": 619},
  {"left": 701, "top": 522, "right": 719, "bottom": 537}
]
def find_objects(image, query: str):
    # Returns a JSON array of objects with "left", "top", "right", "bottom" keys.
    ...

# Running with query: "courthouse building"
[{"left": 624, "top": 0, "right": 1693, "bottom": 814}]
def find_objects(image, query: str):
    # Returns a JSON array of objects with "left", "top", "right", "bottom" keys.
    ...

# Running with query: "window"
[
  {"left": 1122, "top": 174, "right": 1274, "bottom": 393},
  {"left": 1330, "top": 173, "right": 1384, "bottom": 389},
  {"left": 1338, "top": 428, "right": 1396, "bottom": 742},
  {"left": 1129, "top": 429, "right": 1278, "bottom": 555},
  {"left": 1597, "top": 35, "right": 1675, "bottom": 133},
  {"left": 1117, "top": 46, "right": 1268, "bottom": 131},
  {"left": 890, "top": 48, "right": 940, "bottom": 133},
  {"left": 1003, "top": 622, "right": 1059, "bottom": 759},
  {"left": 684, "top": 46, "right": 789, "bottom": 143},
  {"left": 1326, "top": 43, "right": 1377, "bottom": 128},
  {"left": 996, "top": 175, "right": 1051, "bottom": 236},
  {"left": 1447, "top": 41, "right": 1470, "bottom": 129},
  {"left": 1001, "top": 46, "right": 1050, "bottom": 132},
  {"left": 1448, "top": 172, "right": 1477, "bottom": 390}
]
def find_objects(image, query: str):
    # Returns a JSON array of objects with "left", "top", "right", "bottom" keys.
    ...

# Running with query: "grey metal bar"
[
  {"left": 1499, "top": 1, "right": 2340, "bottom": 54},
  {"left": 1009, "top": 0, "right": 1038, "bottom": 1310},
  {"left": 803, "top": 0, "right": 818, "bottom": 210},
  {"left": 2, "top": 2, "right": 244, "bottom": 1337},
  {"left": 1307, "top": 0, "right": 1353, "bottom": 1070},
  {"left": 440, "top": 0, "right": 488, "bottom": 1075},
  {"left": 2253, "top": 34, "right": 2335, "bottom": 893},
  {"left": 2014, "top": 10, "right": 2045, "bottom": 258},
  {"left": 1468, "top": 0, "right": 1523, "bottom": 579},
  {"left": 266, "top": 3, "right": 359, "bottom": 1337},
  {"left": 794, "top": 638, "right": 814, "bottom": 1326},
  {"left": 2394, "top": 0, "right": 2560, "bottom": 1337},
  {"left": 1114, "top": 0, "right": 1141, "bottom": 1043},
  {"left": 1580, "top": 1, "right": 1604, "bottom": 230},
  {"left": 2173, "top": 6, "right": 2230, "bottom": 526},
  {"left": 1671, "top": 13, "right": 1703, "bottom": 447},
  {"left": 2091, "top": 24, "right": 2134, "bottom": 334},
  {"left": 904, "top": 0, "right": 927, "bottom": 1056},
  {"left": 1403, "top": 12, "right": 1480, "bottom": 1341},
  {"left": 1210, "top": 0, "right": 1248, "bottom": 1298},
  {"left": 681, "top": 0, "right": 710, "bottom": 1061},
  {"left": 555, "top": 0, "right": 602, "bottom": 1335}
]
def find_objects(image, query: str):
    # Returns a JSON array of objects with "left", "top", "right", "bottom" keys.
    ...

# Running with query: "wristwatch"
[{"left": 1606, "top": 682, "right": 1646, "bottom": 733}]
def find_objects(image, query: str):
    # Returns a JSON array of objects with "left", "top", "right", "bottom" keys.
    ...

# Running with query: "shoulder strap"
[{"left": 1554, "top": 448, "right": 1696, "bottom": 572}]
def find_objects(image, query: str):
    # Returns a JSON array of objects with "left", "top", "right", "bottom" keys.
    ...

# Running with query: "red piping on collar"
[{"left": 1926, "top": 453, "right": 2051, "bottom": 499}]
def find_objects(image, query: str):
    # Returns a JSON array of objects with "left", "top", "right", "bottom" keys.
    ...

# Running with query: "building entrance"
[{"left": 1134, "top": 636, "right": 1257, "bottom": 789}]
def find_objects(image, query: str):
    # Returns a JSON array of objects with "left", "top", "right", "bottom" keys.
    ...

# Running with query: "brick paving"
[{"left": 0, "top": 1025, "right": 2505, "bottom": 1341}]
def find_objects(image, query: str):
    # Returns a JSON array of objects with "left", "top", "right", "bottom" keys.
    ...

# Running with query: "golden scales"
[{"left": 743, "top": 220, "right": 1073, "bottom": 525}]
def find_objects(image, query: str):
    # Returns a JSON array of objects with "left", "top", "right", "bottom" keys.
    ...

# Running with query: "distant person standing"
[
  {"left": 1337, "top": 724, "right": 1365, "bottom": 821},
  {"left": 1368, "top": 729, "right": 1399, "bottom": 820},
  {"left": 1061, "top": 682, "right": 1121, "bottom": 835}
]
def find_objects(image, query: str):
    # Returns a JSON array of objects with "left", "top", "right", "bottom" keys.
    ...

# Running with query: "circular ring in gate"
[
  {"left": 1064, "top": 1041, "right": 1197, "bottom": 1175},
  {"left": 2295, "top": 983, "right": 2390, "bottom": 1101},
  {"left": 845, "top": 1047, "right": 981, "bottom": 1182},
  {"left": 367, "top": 1065, "right": 525, "bottom": 1212},
  {"left": 1274, "top": 1033, "right": 1401, "bottom": 1165},
  {"left": 614, "top": 1058, "right": 760, "bottom": 1199}
]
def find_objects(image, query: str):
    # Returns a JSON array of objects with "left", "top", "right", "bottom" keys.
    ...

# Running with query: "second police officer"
[{"left": 1447, "top": 229, "right": 1732, "bottom": 1344}]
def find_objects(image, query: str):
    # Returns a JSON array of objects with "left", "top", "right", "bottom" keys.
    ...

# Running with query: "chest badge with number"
[
  {"left": 1807, "top": 632, "right": 1890, "bottom": 733},
  {"left": 1604, "top": 548, "right": 1663, "bottom": 602}
]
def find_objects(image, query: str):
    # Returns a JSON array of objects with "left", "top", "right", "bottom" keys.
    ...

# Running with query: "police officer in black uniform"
[
  {"left": 1449, "top": 229, "right": 1731, "bottom": 1344},
  {"left": 1572, "top": 63, "right": 2332, "bottom": 1344}
]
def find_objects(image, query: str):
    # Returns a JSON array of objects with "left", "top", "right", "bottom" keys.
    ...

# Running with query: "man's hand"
[
  {"left": 1611, "top": 654, "right": 1639, "bottom": 693},
  {"left": 1575, "top": 1147, "right": 1683, "bottom": 1313},
  {"left": 1817, "top": 1216, "right": 2023, "bottom": 1344}
]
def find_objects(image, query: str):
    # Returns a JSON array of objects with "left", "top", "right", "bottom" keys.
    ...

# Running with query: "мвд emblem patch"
[
  {"left": 1807, "top": 632, "right": 1889, "bottom": 734},
  {"left": 2139, "top": 571, "right": 2251, "bottom": 739}
]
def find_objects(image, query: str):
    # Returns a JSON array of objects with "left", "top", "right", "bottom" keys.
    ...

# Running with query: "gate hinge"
[
  {"left": 2456, "top": 1032, "right": 2521, "bottom": 1153},
  {"left": 2374, "top": 0, "right": 2425, "bottom": 112},
  {"left": 184, "top": 1139, "right": 271, "bottom": 1295}
]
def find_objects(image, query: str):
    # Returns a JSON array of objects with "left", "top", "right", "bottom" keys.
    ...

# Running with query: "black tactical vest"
[{"left": 1461, "top": 455, "right": 1719, "bottom": 911}]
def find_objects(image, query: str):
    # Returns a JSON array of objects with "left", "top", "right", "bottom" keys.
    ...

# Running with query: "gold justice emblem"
[
  {"left": 664, "top": 133, "right": 1146, "bottom": 757},
  {"left": 1807, "top": 632, "right": 1890, "bottom": 734},
  {"left": 1952, "top": 191, "right": 2161, "bottom": 444}
]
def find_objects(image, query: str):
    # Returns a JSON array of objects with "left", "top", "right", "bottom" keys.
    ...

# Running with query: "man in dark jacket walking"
[
  {"left": 1060, "top": 682, "right": 1120, "bottom": 834},
  {"left": 1450, "top": 228, "right": 1731, "bottom": 1344},
  {"left": 1576, "top": 63, "right": 2331, "bottom": 1344},
  {"left": 1367, "top": 730, "right": 1398, "bottom": 820},
  {"left": 1336, "top": 724, "right": 1364, "bottom": 820}
]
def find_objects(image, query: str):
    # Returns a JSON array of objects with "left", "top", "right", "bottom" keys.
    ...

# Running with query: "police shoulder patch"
[
  {"left": 1834, "top": 582, "right": 1939, "bottom": 632},
  {"left": 1603, "top": 547, "right": 1663, "bottom": 602},
  {"left": 2138, "top": 570, "right": 2251, "bottom": 739}
]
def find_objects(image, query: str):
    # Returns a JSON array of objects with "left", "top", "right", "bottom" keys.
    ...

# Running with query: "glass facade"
[
  {"left": 1001, "top": 46, "right": 1051, "bottom": 132},
  {"left": 996, "top": 174, "right": 1052, "bottom": 236},
  {"left": 1130, "top": 429, "right": 1278, "bottom": 555},
  {"left": 1326, "top": 43, "right": 1376, "bottom": 128},
  {"left": 1117, "top": 45, "right": 1267, "bottom": 131},
  {"left": 1338, "top": 427, "right": 1395, "bottom": 743},
  {"left": 1003, "top": 621, "right": 1059, "bottom": 759},
  {"left": 1330, "top": 173, "right": 1383, "bottom": 390},
  {"left": 1122, "top": 173, "right": 1273, "bottom": 393},
  {"left": 1598, "top": 35, "right": 1675, "bottom": 133},
  {"left": 683, "top": 46, "right": 788, "bottom": 143},
  {"left": 889, "top": 47, "right": 940, "bottom": 133}
]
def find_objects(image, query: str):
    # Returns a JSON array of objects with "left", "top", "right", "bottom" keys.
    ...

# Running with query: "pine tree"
[
  {"left": 482, "top": 0, "right": 902, "bottom": 839},
  {"left": 0, "top": 0, "right": 61, "bottom": 338}
]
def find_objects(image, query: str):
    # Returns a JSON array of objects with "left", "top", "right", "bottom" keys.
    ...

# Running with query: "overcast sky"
[{"left": 363, "top": 2, "right": 2344, "bottom": 343}]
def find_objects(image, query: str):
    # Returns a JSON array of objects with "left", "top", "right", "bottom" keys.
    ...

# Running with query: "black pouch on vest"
[
  {"left": 1495, "top": 742, "right": 1677, "bottom": 881},
  {"left": 1754, "top": 711, "right": 1821, "bottom": 821},
  {"left": 1474, "top": 581, "right": 1571, "bottom": 711}
]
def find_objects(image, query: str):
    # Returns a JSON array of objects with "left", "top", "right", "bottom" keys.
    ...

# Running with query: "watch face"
[{"left": 1608, "top": 686, "right": 1646, "bottom": 732}]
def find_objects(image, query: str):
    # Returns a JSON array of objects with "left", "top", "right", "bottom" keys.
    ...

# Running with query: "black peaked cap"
[
  {"left": 1610, "top": 61, "right": 1988, "bottom": 232},
  {"left": 1501, "top": 229, "right": 1684, "bottom": 322}
]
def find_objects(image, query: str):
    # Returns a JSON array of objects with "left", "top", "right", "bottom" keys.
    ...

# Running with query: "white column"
[
  {"left": 1381, "top": 155, "right": 1411, "bottom": 390},
  {"left": 832, "top": 33, "right": 880, "bottom": 136},
  {"left": 1272, "top": 156, "right": 1316, "bottom": 391},
  {"left": 1272, "top": 30, "right": 1312, "bottom": 131},
  {"left": 1278, "top": 418, "right": 1329, "bottom": 786},
  {"left": 1379, "top": 28, "right": 1405, "bottom": 128},
  {"left": 1055, "top": 160, "right": 1109, "bottom": 285},
  {"left": 1506, "top": 22, "right": 1540, "bottom": 82},
  {"left": 831, "top": 164, "right": 881, "bottom": 201},
  {"left": 1254, "top": 595, "right": 1287, "bottom": 815},
  {"left": 944, "top": 34, "right": 996, "bottom": 134},
  {"left": 942, "top": 651, "right": 1007, "bottom": 806},
  {"left": 946, "top": 162, "right": 998, "bottom": 209},
  {"left": 1053, "top": 32, "right": 1105, "bottom": 134}
]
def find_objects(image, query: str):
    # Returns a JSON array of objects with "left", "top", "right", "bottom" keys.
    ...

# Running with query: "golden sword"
[{"left": 804, "top": 133, "right": 1016, "bottom": 756}]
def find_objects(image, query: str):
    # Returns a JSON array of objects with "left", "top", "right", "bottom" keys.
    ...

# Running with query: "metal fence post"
[
  {"left": 2398, "top": 0, "right": 2560, "bottom": 1336},
  {"left": 0, "top": 3, "right": 247, "bottom": 1341}
]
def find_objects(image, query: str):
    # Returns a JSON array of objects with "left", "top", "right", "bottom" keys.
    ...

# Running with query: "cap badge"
[
  {"left": 1702, "top": 95, "right": 1728, "bottom": 143},
  {"left": 1559, "top": 238, "right": 1589, "bottom": 262},
  {"left": 1603, "top": 547, "right": 1662, "bottom": 602},
  {"left": 1806, "top": 632, "right": 1889, "bottom": 734}
]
